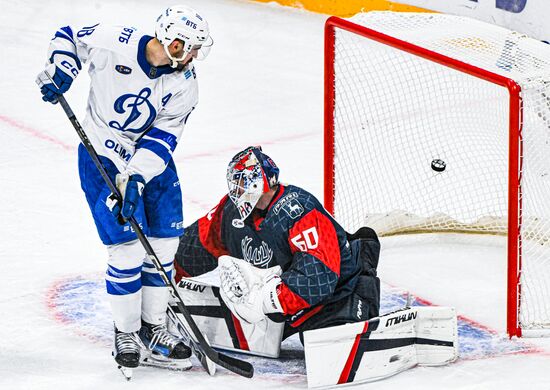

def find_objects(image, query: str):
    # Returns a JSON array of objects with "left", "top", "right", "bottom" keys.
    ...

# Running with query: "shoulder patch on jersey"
[
  {"left": 273, "top": 192, "right": 304, "bottom": 219},
  {"left": 115, "top": 65, "right": 132, "bottom": 75}
]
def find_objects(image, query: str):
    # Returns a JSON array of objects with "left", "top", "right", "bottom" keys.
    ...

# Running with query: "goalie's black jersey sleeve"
[{"left": 175, "top": 184, "right": 366, "bottom": 316}]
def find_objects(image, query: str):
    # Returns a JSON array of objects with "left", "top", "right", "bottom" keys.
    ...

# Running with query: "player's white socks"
[
  {"left": 107, "top": 240, "right": 145, "bottom": 332},
  {"left": 141, "top": 237, "right": 179, "bottom": 325}
]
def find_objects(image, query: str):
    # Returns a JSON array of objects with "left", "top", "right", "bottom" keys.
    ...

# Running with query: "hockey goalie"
[{"left": 171, "top": 146, "right": 458, "bottom": 387}]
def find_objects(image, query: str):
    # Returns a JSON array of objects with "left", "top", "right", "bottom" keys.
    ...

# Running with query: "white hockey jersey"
[{"left": 47, "top": 24, "right": 198, "bottom": 182}]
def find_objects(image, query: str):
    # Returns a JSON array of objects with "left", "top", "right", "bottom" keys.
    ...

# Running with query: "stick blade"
[{"left": 216, "top": 353, "right": 254, "bottom": 378}]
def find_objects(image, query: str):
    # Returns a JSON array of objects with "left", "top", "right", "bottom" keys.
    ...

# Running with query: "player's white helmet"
[
  {"left": 155, "top": 5, "right": 213, "bottom": 67},
  {"left": 227, "top": 146, "right": 280, "bottom": 221}
]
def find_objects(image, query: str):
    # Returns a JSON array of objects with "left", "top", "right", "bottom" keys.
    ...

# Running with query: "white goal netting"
[{"left": 328, "top": 12, "right": 550, "bottom": 335}]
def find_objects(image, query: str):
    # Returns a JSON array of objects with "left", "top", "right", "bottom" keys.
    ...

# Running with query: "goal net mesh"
[{"left": 330, "top": 12, "right": 550, "bottom": 333}]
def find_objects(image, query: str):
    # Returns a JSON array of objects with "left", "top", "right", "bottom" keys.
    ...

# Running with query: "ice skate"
[
  {"left": 139, "top": 320, "right": 192, "bottom": 370},
  {"left": 113, "top": 327, "right": 141, "bottom": 380}
]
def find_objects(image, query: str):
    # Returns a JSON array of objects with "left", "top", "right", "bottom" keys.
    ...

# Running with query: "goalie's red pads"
[{"left": 303, "top": 306, "right": 458, "bottom": 388}]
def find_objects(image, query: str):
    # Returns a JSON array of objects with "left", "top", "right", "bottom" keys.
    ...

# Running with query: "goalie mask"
[
  {"left": 227, "top": 146, "right": 280, "bottom": 221},
  {"left": 155, "top": 5, "right": 214, "bottom": 68}
]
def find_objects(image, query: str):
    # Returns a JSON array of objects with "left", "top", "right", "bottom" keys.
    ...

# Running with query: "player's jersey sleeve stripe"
[
  {"left": 54, "top": 30, "right": 75, "bottom": 45},
  {"left": 136, "top": 139, "right": 172, "bottom": 164},
  {"left": 144, "top": 127, "right": 178, "bottom": 151},
  {"left": 140, "top": 135, "right": 173, "bottom": 152},
  {"left": 54, "top": 26, "right": 76, "bottom": 45},
  {"left": 49, "top": 50, "right": 83, "bottom": 69},
  {"left": 135, "top": 127, "right": 178, "bottom": 164},
  {"left": 60, "top": 26, "right": 75, "bottom": 39}
]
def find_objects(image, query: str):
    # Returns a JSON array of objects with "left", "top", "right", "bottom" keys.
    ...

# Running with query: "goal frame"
[{"left": 323, "top": 16, "right": 524, "bottom": 337}]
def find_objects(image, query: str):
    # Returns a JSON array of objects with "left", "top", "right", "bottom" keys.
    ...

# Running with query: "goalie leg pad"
[
  {"left": 169, "top": 271, "right": 284, "bottom": 358},
  {"left": 303, "top": 306, "right": 458, "bottom": 388}
]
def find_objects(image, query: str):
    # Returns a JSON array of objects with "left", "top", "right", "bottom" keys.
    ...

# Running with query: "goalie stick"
[{"left": 55, "top": 93, "right": 254, "bottom": 379}]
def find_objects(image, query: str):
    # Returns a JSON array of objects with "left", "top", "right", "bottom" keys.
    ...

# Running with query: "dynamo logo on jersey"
[{"left": 109, "top": 88, "right": 157, "bottom": 134}]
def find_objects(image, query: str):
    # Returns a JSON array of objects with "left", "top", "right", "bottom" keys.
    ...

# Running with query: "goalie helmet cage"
[{"left": 324, "top": 12, "right": 550, "bottom": 338}]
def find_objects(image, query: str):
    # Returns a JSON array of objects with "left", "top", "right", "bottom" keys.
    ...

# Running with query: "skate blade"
[
  {"left": 141, "top": 354, "right": 192, "bottom": 371},
  {"left": 117, "top": 365, "right": 133, "bottom": 381}
]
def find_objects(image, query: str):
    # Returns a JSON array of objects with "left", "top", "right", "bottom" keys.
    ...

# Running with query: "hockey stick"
[{"left": 55, "top": 94, "right": 254, "bottom": 379}]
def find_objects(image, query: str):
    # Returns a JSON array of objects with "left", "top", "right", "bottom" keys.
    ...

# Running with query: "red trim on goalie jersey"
[
  {"left": 338, "top": 321, "right": 370, "bottom": 384},
  {"left": 288, "top": 209, "right": 341, "bottom": 276},
  {"left": 198, "top": 196, "right": 230, "bottom": 258},
  {"left": 231, "top": 314, "right": 250, "bottom": 351},
  {"left": 277, "top": 282, "right": 311, "bottom": 315},
  {"left": 173, "top": 261, "right": 191, "bottom": 283}
]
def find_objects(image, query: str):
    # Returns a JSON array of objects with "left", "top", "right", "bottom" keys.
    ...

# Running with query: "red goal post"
[{"left": 323, "top": 12, "right": 550, "bottom": 337}]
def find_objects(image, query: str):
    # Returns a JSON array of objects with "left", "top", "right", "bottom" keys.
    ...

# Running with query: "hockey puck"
[{"left": 431, "top": 159, "right": 446, "bottom": 172}]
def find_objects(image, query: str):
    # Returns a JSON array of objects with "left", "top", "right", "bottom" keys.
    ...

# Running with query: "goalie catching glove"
[{"left": 219, "top": 255, "right": 283, "bottom": 324}]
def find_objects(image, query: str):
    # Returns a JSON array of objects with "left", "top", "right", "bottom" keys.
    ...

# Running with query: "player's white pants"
[{"left": 106, "top": 237, "right": 178, "bottom": 333}]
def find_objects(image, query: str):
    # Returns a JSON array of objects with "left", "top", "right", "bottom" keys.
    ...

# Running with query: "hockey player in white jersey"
[{"left": 35, "top": 5, "right": 213, "bottom": 375}]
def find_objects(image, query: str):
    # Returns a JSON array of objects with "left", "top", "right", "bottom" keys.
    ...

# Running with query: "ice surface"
[{"left": 1, "top": 0, "right": 550, "bottom": 389}]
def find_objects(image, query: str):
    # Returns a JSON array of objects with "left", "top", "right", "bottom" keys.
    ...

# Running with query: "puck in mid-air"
[{"left": 431, "top": 159, "right": 446, "bottom": 172}]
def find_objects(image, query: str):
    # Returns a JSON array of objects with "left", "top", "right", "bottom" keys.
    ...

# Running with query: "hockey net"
[{"left": 324, "top": 12, "right": 550, "bottom": 337}]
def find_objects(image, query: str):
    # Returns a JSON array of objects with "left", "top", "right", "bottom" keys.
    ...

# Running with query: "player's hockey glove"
[
  {"left": 35, "top": 58, "right": 79, "bottom": 104},
  {"left": 219, "top": 255, "right": 284, "bottom": 324},
  {"left": 106, "top": 173, "right": 146, "bottom": 224}
]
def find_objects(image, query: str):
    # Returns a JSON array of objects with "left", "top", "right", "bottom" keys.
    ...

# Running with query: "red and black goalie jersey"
[{"left": 174, "top": 184, "right": 363, "bottom": 316}]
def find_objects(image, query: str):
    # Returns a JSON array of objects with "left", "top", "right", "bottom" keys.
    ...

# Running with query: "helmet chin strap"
[{"left": 163, "top": 44, "right": 187, "bottom": 68}]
